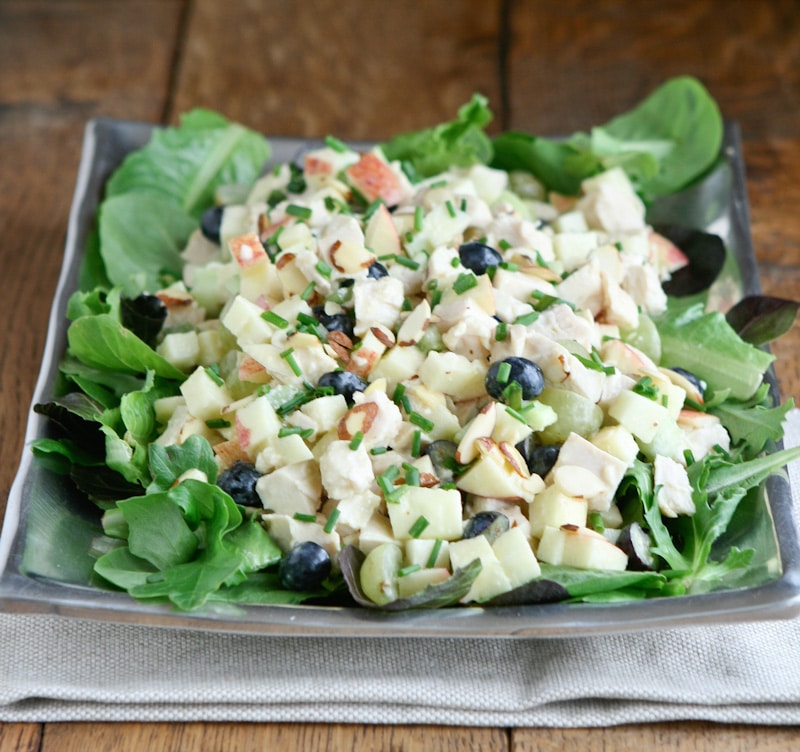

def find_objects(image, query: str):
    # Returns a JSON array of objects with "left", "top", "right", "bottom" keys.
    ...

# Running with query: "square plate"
[{"left": 1, "top": 118, "right": 799, "bottom": 637}]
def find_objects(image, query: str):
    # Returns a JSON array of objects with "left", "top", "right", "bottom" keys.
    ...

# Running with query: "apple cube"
[
  {"left": 397, "top": 567, "right": 451, "bottom": 599},
  {"left": 386, "top": 486, "right": 463, "bottom": 541},
  {"left": 536, "top": 524, "right": 628, "bottom": 571},
  {"left": 529, "top": 485, "right": 589, "bottom": 539},
  {"left": 419, "top": 350, "right": 487, "bottom": 401},
  {"left": 448, "top": 536, "right": 512, "bottom": 603},
  {"left": 234, "top": 395, "right": 282, "bottom": 457},
  {"left": 180, "top": 366, "right": 232, "bottom": 422},
  {"left": 607, "top": 389, "right": 673, "bottom": 443},
  {"left": 492, "top": 527, "right": 541, "bottom": 589},
  {"left": 404, "top": 538, "right": 451, "bottom": 569},
  {"left": 157, "top": 331, "right": 200, "bottom": 371}
]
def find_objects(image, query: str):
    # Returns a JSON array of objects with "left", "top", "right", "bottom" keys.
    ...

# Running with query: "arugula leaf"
[
  {"left": 708, "top": 383, "right": 795, "bottom": 456},
  {"left": 381, "top": 94, "right": 493, "bottom": 178}
]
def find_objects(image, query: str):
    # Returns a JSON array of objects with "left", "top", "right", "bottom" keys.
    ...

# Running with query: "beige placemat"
[{"left": 0, "top": 412, "right": 798, "bottom": 726}]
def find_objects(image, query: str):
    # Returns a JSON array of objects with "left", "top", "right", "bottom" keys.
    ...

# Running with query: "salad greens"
[{"left": 31, "top": 78, "right": 800, "bottom": 614}]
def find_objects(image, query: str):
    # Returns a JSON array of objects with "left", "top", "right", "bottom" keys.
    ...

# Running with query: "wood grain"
[
  {"left": 171, "top": 0, "right": 502, "bottom": 138},
  {"left": 0, "top": 0, "right": 184, "bottom": 519},
  {"left": 504, "top": 0, "right": 800, "bottom": 140},
  {"left": 40, "top": 722, "right": 509, "bottom": 752},
  {"left": 512, "top": 722, "right": 800, "bottom": 751},
  {"left": 0, "top": 724, "right": 41, "bottom": 752}
]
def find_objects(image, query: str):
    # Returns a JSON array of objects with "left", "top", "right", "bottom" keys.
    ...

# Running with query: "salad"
[{"left": 33, "top": 76, "right": 800, "bottom": 612}]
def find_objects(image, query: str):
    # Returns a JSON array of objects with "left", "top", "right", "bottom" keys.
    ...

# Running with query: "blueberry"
[
  {"left": 279, "top": 541, "right": 332, "bottom": 591},
  {"left": 312, "top": 306, "right": 355, "bottom": 339},
  {"left": 422, "top": 439, "right": 459, "bottom": 484},
  {"left": 458, "top": 241, "right": 502, "bottom": 275},
  {"left": 317, "top": 370, "right": 368, "bottom": 404},
  {"left": 463, "top": 511, "right": 509, "bottom": 543},
  {"left": 200, "top": 205, "right": 225, "bottom": 244},
  {"left": 217, "top": 461, "right": 261, "bottom": 506},
  {"left": 367, "top": 261, "right": 389, "bottom": 279},
  {"left": 670, "top": 367, "right": 707, "bottom": 398},
  {"left": 485, "top": 357, "right": 545, "bottom": 401},
  {"left": 120, "top": 293, "right": 167, "bottom": 345},
  {"left": 516, "top": 441, "right": 560, "bottom": 478}
]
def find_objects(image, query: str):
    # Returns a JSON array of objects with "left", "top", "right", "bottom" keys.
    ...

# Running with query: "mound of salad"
[{"left": 33, "top": 76, "right": 800, "bottom": 612}]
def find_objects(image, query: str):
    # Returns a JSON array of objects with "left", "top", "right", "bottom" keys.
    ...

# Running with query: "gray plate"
[{"left": 1, "top": 118, "right": 799, "bottom": 638}]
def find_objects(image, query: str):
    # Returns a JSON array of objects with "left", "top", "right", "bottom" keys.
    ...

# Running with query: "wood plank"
[
  {"left": 171, "top": 0, "right": 502, "bottom": 138},
  {"left": 504, "top": 0, "right": 800, "bottom": 140},
  {"left": 0, "top": 723, "right": 41, "bottom": 752},
  {"left": 0, "top": 0, "right": 184, "bottom": 521},
  {"left": 511, "top": 722, "right": 800, "bottom": 751},
  {"left": 41, "top": 722, "right": 509, "bottom": 752}
]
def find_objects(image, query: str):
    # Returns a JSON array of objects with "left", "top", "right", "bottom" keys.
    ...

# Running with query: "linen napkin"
[{"left": 0, "top": 413, "right": 798, "bottom": 726}]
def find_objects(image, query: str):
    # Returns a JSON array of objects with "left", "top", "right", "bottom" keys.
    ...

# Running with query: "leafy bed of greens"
[{"left": 31, "top": 77, "right": 800, "bottom": 613}]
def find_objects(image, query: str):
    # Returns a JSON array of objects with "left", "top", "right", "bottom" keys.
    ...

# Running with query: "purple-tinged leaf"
[{"left": 725, "top": 295, "right": 799, "bottom": 346}]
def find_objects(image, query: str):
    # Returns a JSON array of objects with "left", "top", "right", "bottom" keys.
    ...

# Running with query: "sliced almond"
[
  {"left": 396, "top": 299, "right": 431, "bottom": 346},
  {"left": 499, "top": 441, "right": 530, "bottom": 478},
  {"left": 455, "top": 401, "right": 497, "bottom": 464},
  {"left": 337, "top": 402, "right": 379, "bottom": 440},
  {"left": 329, "top": 239, "right": 376, "bottom": 274}
]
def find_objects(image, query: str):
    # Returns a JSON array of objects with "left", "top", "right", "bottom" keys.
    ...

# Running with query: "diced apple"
[
  {"left": 262, "top": 513, "right": 340, "bottom": 558},
  {"left": 364, "top": 203, "right": 402, "bottom": 258},
  {"left": 589, "top": 425, "right": 639, "bottom": 466},
  {"left": 419, "top": 350, "right": 487, "bottom": 401},
  {"left": 492, "top": 404, "right": 534, "bottom": 447},
  {"left": 300, "top": 394, "right": 348, "bottom": 434},
  {"left": 456, "top": 402, "right": 497, "bottom": 464},
  {"left": 386, "top": 486, "right": 463, "bottom": 541},
  {"left": 552, "top": 231, "right": 599, "bottom": 271},
  {"left": 157, "top": 330, "right": 200, "bottom": 371},
  {"left": 529, "top": 485, "right": 588, "bottom": 539},
  {"left": 536, "top": 524, "right": 628, "bottom": 571},
  {"left": 221, "top": 295, "right": 274, "bottom": 346},
  {"left": 448, "top": 536, "right": 512, "bottom": 603},
  {"left": 492, "top": 527, "right": 541, "bottom": 589},
  {"left": 234, "top": 395, "right": 282, "bottom": 457},
  {"left": 457, "top": 437, "right": 544, "bottom": 502},
  {"left": 369, "top": 345, "right": 426, "bottom": 391},
  {"left": 607, "top": 389, "right": 673, "bottom": 444},
  {"left": 357, "top": 512, "right": 396, "bottom": 555},
  {"left": 397, "top": 567, "right": 451, "bottom": 599},
  {"left": 180, "top": 366, "right": 232, "bottom": 422},
  {"left": 256, "top": 460, "right": 321, "bottom": 517},
  {"left": 346, "top": 152, "right": 406, "bottom": 206},
  {"left": 404, "top": 538, "right": 451, "bottom": 569}
]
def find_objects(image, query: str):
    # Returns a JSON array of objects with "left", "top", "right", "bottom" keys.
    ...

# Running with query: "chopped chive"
[
  {"left": 377, "top": 465, "right": 400, "bottom": 496},
  {"left": 632, "top": 376, "right": 659, "bottom": 401},
  {"left": 426, "top": 539, "right": 443, "bottom": 568},
  {"left": 614, "top": 240, "right": 624, "bottom": 251},
  {"left": 460, "top": 198, "right": 467, "bottom": 212},
  {"left": 205, "top": 418, "right": 231, "bottom": 429},
  {"left": 378, "top": 253, "right": 397, "bottom": 262},
  {"left": 315, "top": 259, "right": 332, "bottom": 278},
  {"left": 398, "top": 564, "right": 422, "bottom": 577},
  {"left": 349, "top": 431, "right": 364, "bottom": 450},
  {"left": 256, "top": 384, "right": 272, "bottom": 396},
  {"left": 403, "top": 463, "right": 420, "bottom": 487},
  {"left": 497, "top": 361, "right": 512, "bottom": 384},
  {"left": 278, "top": 426, "right": 313, "bottom": 439},
  {"left": 445, "top": 199, "right": 456, "bottom": 218},
  {"left": 392, "top": 383, "right": 406, "bottom": 406},
  {"left": 683, "top": 449, "right": 696, "bottom": 466},
  {"left": 261, "top": 310, "right": 289, "bottom": 328},
  {"left": 267, "top": 189, "right": 287, "bottom": 208},
  {"left": 495, "top": 322, "right": 508, "bottom": 341},
  {"left": 450, "top": 257, "right": 461, "bottom": 268},
  {"left": 431, "top": 289, "right": 443, "bottom": 307},
  {"left": 370, "top": 445, "right": 388, "bottom": 455},
  {"left": 440, "top": 482, "right": 458, "bottom": 490},
  {"left": 453, "top": 273, "right": 477, "bottom": 295},
  {"left": 587, "top": 511, "right": 605, "bottom": 533},
  {"left": 324, "top": 134, "right": 348, "bottom": 153},
  {"left": 487, "top": 265, "right": 497, "bottom": 281},
  {"left": 280, "top": 347, "right": 303, "bottom": 377},
  {"left": 408, "top": 515, "right": 429, "bottom": 539},
  {"left": 513, "top": 310, "right": 539, "bottom": 326},
  {"left": 395, "top": 255, "right": 420, "bottom": 270},
  {"left": 293, "top": 513, "right": 317, "bottom": 523},
  {"left": 204, "top": 365, "right": 224, "bottom": 387},
  {"left": 426, "top": 279, "right": 439, "bottom": 291},
  {"left": 363, "top": 198, "right": 385, "bottom": 221},
  {"left": 498, "top": 238, "right": 512, "bottom": 251},
  {"left": 414, "top": 206, "right": 424, "bottom": 232},
  {"left": 405, "top": 231, "right": 415, "bottom": 244},
  {"left": 411, "top": 429, "right": 422, "bottom": 458},
  {"left": 661, "top": 394, "right": 669, "bottom": 407},
  {"left": 300, "top": 281, "right": 316, "bottom": 300},
  {"left": 408, "top": 412, "right": 434, "bottom": 432},
  {"left": 268, "top": 225, "right": 285, "bottom": 246},
  {"left": 535, "top": 250, "right": 548, "bottom": 267},
  {"left": 277, "top": 390, "right": 316, "bottom": 416},
  {"left": 574, "top": 352, "right": 615, "bottom": 375},
  {"left": 323, "top": 507, "right": 340, "bottom": 533},
  {"left": 503, "top": 405, "right": 528, "bottom": 425},
  {"left": 402, "top": 297, "right": 413, "bottom": 311},
  {"left": 499, "top": 260, "right": 518, "bottom": 271},
  {"left": 286, "top": 203, "right": 312, "bottom": 220}
]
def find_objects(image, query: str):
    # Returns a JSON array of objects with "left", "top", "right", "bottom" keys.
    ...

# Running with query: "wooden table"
[{"left": 1, "top": 1, "right": 799, "bottom": 749}]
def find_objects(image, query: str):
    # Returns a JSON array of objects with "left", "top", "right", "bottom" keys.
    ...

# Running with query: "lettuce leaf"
[
  {"left": 98, "top": 109, "right": 270, "bottom": 296},
  {"left": 381, "top": 94, "right": 493, "bottom": 178}
]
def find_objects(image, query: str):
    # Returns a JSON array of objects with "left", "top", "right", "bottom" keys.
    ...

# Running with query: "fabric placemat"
[{"left": 1, "top": 412, "right": 799, "bottom": 726}]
